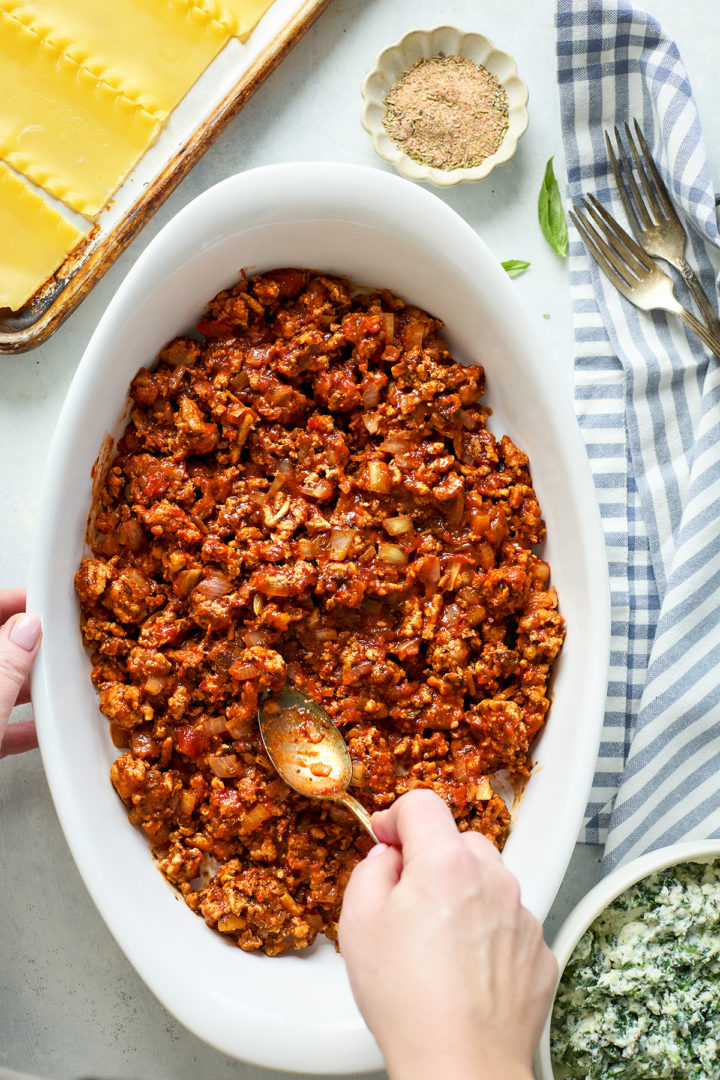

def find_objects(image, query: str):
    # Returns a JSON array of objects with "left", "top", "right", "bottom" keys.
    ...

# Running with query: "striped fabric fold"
[{"left": 555, "top": 0, "right": 720, "bottom": 869}]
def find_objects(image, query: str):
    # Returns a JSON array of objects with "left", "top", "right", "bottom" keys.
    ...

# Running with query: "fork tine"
[
  {"left": 605, "top": 129, "right": 644, "bottom": 235},
  {"left": 611, "top": 126, "right": 654, "bottom": 231},
  {"left": 632, "top": 119, "right": 675, "bottom": 218},
  {"left": 580, "top": 198, "right": 642, "bottom": 281},
  {"left": 583, "top": 194, "right": 654, "bottom": 275},
  {"left": 570, "top": 207, "right": 635, "bottom": 298},
  {"left": 624, "top": 120, "right": 666, "bottom": 223}
]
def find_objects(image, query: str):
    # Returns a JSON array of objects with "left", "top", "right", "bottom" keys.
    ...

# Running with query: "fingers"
[
  {"left": 460, "top": 829, "right": 504, "bottom": 864},
  {"left": 0, "top": 721, "right": 39, "bottom": 758},
  {"left": 372, "top": 789, "right": 458, "bottom": 864},
  {"left": 341, "top": 843, "right": 404, "bottom": 916},
  {"left": 0, "top": 613, "right": 42, "bottom": 737},
  {"left": 0, "top": 588, "right": 27, "bottom": 624}
]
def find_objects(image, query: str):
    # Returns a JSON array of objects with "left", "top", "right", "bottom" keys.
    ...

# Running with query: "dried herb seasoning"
[{"left": 382, "top": 55, "right": 509, "bottom": 171}]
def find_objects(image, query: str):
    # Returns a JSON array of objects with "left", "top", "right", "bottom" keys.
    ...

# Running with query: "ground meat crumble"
[{"left": 75, "top": 267, "right": 565, "bottom": 956}]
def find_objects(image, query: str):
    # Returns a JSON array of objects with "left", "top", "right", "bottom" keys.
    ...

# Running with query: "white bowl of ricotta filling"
[{"left": 537, "top": 840, "right": 720, "bottom": 1080}]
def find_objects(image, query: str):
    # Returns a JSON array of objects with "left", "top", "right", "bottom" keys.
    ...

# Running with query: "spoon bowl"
[{"left": 258, "top": 686, "right": 378, "bottom": 843}]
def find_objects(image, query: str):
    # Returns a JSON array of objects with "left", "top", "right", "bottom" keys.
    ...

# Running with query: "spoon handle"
[{"left": 335, "top": 791, "right": 379, "bottom": 844}]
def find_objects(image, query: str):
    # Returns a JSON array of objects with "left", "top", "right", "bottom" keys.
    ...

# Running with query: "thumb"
[
  {"left": 338, "top": 843, "right": 403, "bottom": 944},
  {"left": 0, "top": 613, "right": 42, "bottom": 729}
]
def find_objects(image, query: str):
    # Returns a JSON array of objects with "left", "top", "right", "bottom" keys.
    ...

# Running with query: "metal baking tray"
[{"left": 0, "top": 0, "right": 330, "bottom": 354}]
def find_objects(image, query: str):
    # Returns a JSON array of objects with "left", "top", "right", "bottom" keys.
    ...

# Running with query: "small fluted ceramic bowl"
[
  {"left": 360, "top": 25, "right": 528, "bottom": 188},
  {"left": 536, "top": 840, "right": 720, "bottom": 1079}
]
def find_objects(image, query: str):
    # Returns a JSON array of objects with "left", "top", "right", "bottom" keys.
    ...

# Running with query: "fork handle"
[
  {"left": 673, "top": 256, "right": 720, "bottom": 338},
  {"left": 673, "top": 303, "right": 720, "bottom": 360}
]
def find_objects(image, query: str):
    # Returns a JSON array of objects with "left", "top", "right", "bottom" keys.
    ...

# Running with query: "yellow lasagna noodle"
[
  {"left": 0, "top": 9, "right": 160, "bottom": 216},
  {"left": 1, "top": 0, "right": 232, "bottom": 120},
  {"left": 0, "top": 162, "right": 86, "bottom": 311},
  {"left": 211, "top": 0, "right": 277, "bottom": 41}
]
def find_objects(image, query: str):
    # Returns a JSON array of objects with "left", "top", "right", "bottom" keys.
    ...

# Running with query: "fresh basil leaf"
[
  {"left": 538, "top": 157, "right": 568, "bottom": 257},
  {"left": 501, "top": 259, "right": 531, "bottom": 278}
]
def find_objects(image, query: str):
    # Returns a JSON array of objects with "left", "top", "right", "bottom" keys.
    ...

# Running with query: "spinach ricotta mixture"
[{"left": 551, "top": 860, "right": 720, "bottom": 1079}]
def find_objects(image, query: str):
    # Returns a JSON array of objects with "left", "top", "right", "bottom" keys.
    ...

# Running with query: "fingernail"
[
  {"left": 367, "top": 842, "right": 390, "bottom": 858},
  {"left": 9, "top": 613, "right": 42, "bottom": 652}
]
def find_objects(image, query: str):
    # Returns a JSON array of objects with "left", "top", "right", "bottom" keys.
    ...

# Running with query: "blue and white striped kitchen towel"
[{"left": 556, "top": 0, "right": 720, "bottom": 870}]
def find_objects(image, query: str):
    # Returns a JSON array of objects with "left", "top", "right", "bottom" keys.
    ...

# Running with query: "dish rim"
[{"left": 360, "top": 25, "right": 529, "bottom": 188}]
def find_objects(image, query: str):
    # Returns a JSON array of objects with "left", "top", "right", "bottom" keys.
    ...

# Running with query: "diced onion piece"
[
  {"left": 404, "top": 323, "right": 425, "bottom": 349},
  {"left": 226, "top": 713, "right": 253, "bottom": 739},
  {"left": 379, "top": 436, "right": 410, "bottom": 454},
  {"left": 297, "top": 538, "right": 317, "bottom": 559},
  {"left": 143, "top": 676, "right": 166, "bottom": 695},
  {"left": 456, "top": 409, "right": 477, "bottom": 431},
  {"left": 278, "top": 458, "right": 294, "bottom": 477},
  {"left": 117, "top": 518, "right": 145, "bottom": 551},
  {"left": 351, "top": 762, "right": 366, "bottom": 784},
  {"left": 203, "top": 714, "right": 227, "bottom": 735},
  {"left": 478, "top": 542, "right": 495, "bottom": 571},
  {"left": 109, "top": 724, "right": 129, "bottom": 749},
  {"left": 366, "top": 460, "right": 392, "bottom": 494},
  {"left": 471, "top": 511, "right": 491, "bottom": 535},
  {"left": 418, "top": 554, "right": 441, "bottom": 585},
  {"left": 465, "top": 606, "right": 486, "bottom": 627},
  {"left": 299, "top": 476, "right": 335, "bottom": 500},
  {"left": 446, "top": 557, "right": 464, "bottom": 590},
  {"left": 230, "top": 370, "right": 249, "bottom": 390},
  {"left": 448, "top": 492, "right": 465, "bottom": 527},
  {"left": 195, "top": 572, "right": 232, "bottom": 599},
  {"left": 362, "top": 382, "right": 380, "bottom": 408},
  {"left": 328, "top": 528, "right": 356, "bottom": 561},
  {"left": 378, "top": 542, "right": 408, "bottom": 566},
  {"left": 218, "top": 914, "right": 245, "bottom": 932},
  {"left": 382, "top": 312, "right": 395, "bottom": 339},
  {"left": 244, "top": 630, "right": 267, "bottom": 647},
  {"left": 489, "top": 513, "right": 507, "bottom": 542},
  {"left": 267, "top": 472, "right": 286, "bottom": 498},
  {"left": 208, "top": 754, "right": 239, "bottom": 778},
  {"left": 474, "top": 778, "right": 493, "bottom": 801},
  {"left": 242, "top": 803, "right": 274, "bottom": 830},
  {"left": 361, "top": 413, "right": 380, "bottom": 434},
  {"left": 443, "top": 602, "right": 462, "bottom": 625},
  {"left": 383, "top": 514, "right": 413, "bottom": 536},
  {"left": 527, "top": 587, "right": 557, "bottom": 613},
  {"left": 229, "top": 662, "right": 262, "bottom": 681},
  {"left": 532, "top": 559, "right": 551, "bottom": 587},
  {"left": 180, "top": 790, "right": 197, "bottom": 815},
  {"left": 174, "top": 567, "right": 203, "bottom": 597}
]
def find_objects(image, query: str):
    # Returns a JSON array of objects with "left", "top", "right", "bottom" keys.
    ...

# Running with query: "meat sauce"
[{"left": 75, "top": 268, "right": 565, "bottom": 955}]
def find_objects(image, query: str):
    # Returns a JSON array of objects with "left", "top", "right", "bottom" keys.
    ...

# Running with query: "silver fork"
[
  {"left": 606, "top": 120, "right": 720, "bottom": 336},
  {"left": 570, "top": 195, "right": 720, "bottom": 359}
]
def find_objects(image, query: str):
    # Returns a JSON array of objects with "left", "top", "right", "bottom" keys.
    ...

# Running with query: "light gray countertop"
[{"left": 1, "top": 1, "right": 718, "bottom": 1077}]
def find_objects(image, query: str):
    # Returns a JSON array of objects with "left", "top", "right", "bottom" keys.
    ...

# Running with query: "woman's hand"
[
  {"left": 0, "top": 589, "right": 41, "bottom": 758},
  {"left": 338, "top": 789, "right": 557, "bottom": 1080}
]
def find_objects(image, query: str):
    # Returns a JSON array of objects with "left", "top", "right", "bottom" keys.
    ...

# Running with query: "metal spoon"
[{"left": 258, "top": 685, "right": 378, "bottom": 844}]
